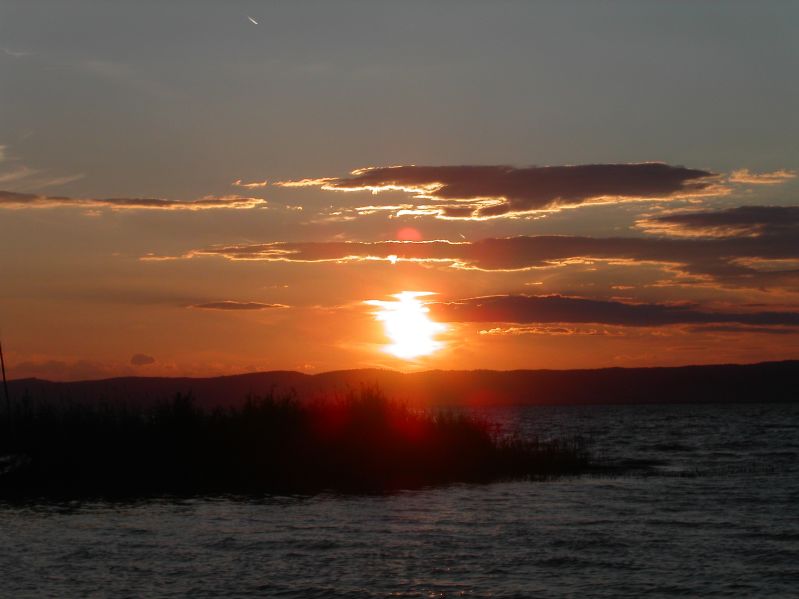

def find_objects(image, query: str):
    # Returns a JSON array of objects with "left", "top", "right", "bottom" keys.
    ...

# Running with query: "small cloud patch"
[
  {"left": 130, "top": 353, "right": 156, "bottom": 366},
  {"left": 232, "top": 178, "right": 268, "bottom": 189},
  {"left": 729, "top": 169, "right": 796, "bottom": 185}
]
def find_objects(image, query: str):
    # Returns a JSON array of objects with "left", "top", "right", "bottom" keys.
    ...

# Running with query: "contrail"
[{"left": 247, "top": 16, "right": 259, "bottom": 25}]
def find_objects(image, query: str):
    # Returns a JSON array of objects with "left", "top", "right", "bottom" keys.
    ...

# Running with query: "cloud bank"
[{"left": 428, "top": 295, "right": 799, "bottom": 328}]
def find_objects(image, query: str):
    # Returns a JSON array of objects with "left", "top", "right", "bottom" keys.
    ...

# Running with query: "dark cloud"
[
  {"left": 429, "top": 295, "right": 799, "bottom": 328},
  {"left": 278, "top": 163, "right": 720, "bottom": 218},
  {"left": 190, "top": 301, "right": 288, "bottom": 310},
  {"left": 687, "top": 325, "right": 799, "bottom": 335},
  {"left": 0, "top": 190, "right": 266, "bottom": 210},
  {"left": 178, "top": 229, "right": 799, "bottom": 290},
  {"left": 130, "top": 353, "right": 156, "bottom": 366},
  {"left": 637, "top": 205, "right": 799, "bottom": 238}
]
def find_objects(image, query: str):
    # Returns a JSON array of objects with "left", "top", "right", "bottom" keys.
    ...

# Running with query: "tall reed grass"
[{"left": 0, "top": 387, "right": 589, "bottom": 497}]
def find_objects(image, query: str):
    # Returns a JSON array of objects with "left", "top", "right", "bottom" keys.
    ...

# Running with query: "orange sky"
[{"left": 1, "top": 3, "right": 798, "bottom": 380}]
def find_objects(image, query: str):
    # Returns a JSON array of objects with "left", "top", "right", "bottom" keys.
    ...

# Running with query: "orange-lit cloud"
[
  {"left": 232, "top": 178, "right": 269, "bottom": 188},
  {"left": 729, "top": 169, "right": 796, "bottom": 185},
  {"left": 0, "top": 190, "right": 267, "bottom": 210},
  {"left": 479, "top": 325, "right": 611, "bottom": 336},
  {"left": 277, "top": 163, "right": 722, "bottom": 218},
  {"left": 190, "top": 301, "right": 288, "bottom": 310}
]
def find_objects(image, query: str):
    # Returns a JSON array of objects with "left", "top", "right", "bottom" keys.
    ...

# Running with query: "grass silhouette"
[{"left": 0, "top": 387, "right": 589, "bottom": 498}]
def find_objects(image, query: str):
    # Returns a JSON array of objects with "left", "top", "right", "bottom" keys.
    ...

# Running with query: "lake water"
[{"left": 2, "top": 403, "right": 798, "bottom": 597}]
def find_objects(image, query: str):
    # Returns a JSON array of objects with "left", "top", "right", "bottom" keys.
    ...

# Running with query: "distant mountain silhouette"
[{"left": 7, "top": 360, "right": 798, "bottom": 408}]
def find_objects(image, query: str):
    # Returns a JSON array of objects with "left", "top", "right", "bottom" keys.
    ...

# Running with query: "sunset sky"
[{"left": 1, "top": 1, "right": 798, "bottom": 380}]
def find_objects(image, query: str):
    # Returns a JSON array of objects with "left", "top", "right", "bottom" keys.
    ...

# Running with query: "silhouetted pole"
[{"left": 0, "top": 338, "right": 9, "bottom": 416}]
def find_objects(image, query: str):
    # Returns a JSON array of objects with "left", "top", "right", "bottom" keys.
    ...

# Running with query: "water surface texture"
[{"left": 2, "top": 403, "right": 798, "bottom": 597}]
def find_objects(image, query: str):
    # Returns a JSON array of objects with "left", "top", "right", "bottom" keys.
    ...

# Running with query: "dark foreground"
[
  {"left": 2, "top": 403, "right": 797, "bottom": 598},
  {"left": 0, "top": 389, "right": 588, "bottom": 498}
]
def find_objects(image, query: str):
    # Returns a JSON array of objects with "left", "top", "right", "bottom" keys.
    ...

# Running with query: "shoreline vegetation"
[{"left": 0, "top": 387, "right": 590, "bottom": 499}]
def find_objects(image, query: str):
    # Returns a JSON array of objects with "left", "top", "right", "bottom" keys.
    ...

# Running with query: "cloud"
[
  {"left": 0, "top": 190, "right": 267, "bottom": 211},
  {"left": 686, "top": 325, "right": 799, "bottom": 335},
  {"left": 0, "top": 144, "right": 83, "bottom": 189},
  {"left": 428, "top": 294, "right": 799, "bottom": 328},
  {"left": 26, "top": 174, "right": 86, "bottom": 188},
  {"left": 2, "top": 48, "right": 33, "bottom": 58},
  {"left": 479, "top": 325, "right": 610, "bottom": 336},
  {"left": 636, "top": 205, "right": 799, "bottom": 238},
  {"left": 190, "top": 301, "right": 288, "bottom": 310},
  {"left": 182, "top": 239, "right": 466, "bottom": 265},
  {"left": 0, "top": 166, "right": 38, "bottom": 184},
  {"left": 729, "top": 169, "right": 796, "bottom": 185},
  {"left": 130, "top": 353, "right": 156, "bottom": 366},
  {"left": 171, "top": 226, "right": 799, "bottom": 290},
  {"left": 232, "top": 178, "right": 268, "bottom": 189},
  {"left": 277, "top": 163, "right": 721, "bottom": 218}
]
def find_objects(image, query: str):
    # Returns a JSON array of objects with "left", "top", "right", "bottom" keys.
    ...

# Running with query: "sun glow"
[{"left": 366, "top": 291, "right": 447, "bottom": 360}]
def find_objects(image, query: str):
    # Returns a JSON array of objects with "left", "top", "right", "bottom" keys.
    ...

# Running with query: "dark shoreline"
[
  {"left": 8, "top": 360, "right": 798, "bottom": 411},
  {"left": 0, "top": 388, "right": 591, "bottom": 499}
]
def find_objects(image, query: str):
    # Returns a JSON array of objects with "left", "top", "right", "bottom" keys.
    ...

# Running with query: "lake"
[{"left": 2, "top": 403, "right": 798, "bottom": 597}]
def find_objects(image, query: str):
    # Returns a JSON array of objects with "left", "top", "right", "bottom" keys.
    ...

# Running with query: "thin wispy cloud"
[
  {"left": 190, "top": 301, "right": 288, "bottom": 310},
  {"left": 0, "top": 190, "right": 267, "bottom": 211},
  {"left": 232, "top": 179, "right": 268, "bottom": 189},
  {"left": 2, "top": 48, "right": 32, "bottom": 58},
  {"left": 0, "top": 144, "right": 85, "bottom": 190},
  {"left": 729, "top": 169, "right": 796, "bottom": 185},
  {"left": 479, "top": 325, "right": 612, "bottom": 337},
  {"left": 0, "top": 166, "right": 38, "bottom": 184},
  {"left": 17, "top": 173, "right": 87, "bottom": 190}
]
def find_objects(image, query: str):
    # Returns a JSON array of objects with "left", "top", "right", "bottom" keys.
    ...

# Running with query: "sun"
[{"left": 365, "top": 291, "right": 447, "bottom": 360}]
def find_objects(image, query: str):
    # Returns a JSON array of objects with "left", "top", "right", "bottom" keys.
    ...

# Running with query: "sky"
[{"left": 1, "top": 1, "right": 798, "bottom": 380}]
